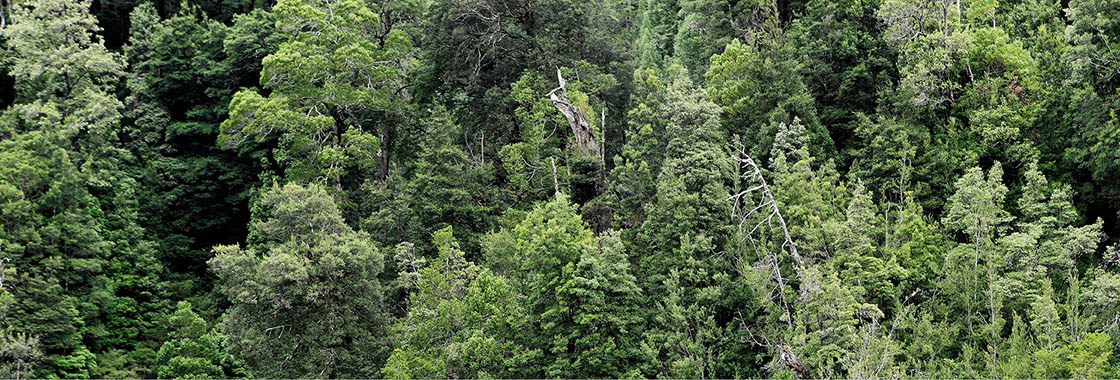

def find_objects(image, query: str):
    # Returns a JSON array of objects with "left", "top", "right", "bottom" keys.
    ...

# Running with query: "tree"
[
  {"left": 1034, "top": 332, "right": 1115, "bottom": 379},
  {"left": 154, "top": 302, "right": 232, "bottom": 379},
  {"left": 220, "top": 0, "right": 414, "bottom": 189},
  {"left": 673, "top": 0, "right": 734, "bottom": 82},
  {"left": 791, "top": 266, "right": 884, "bottom": 378},
  {"left": 123, "top": 3, "right": 281, "bottom": 273},
  {"left": 497, "top": 196, "right": 644, "bottom": 377},
  {"left": 788, "top": 0, "right": 894, "bottom": 153},
  {"left": 607, "top": 68, "right": 666, "bottom": 229},
  {"left": 1, "top": 0, "right": 166, "bottom": 376},
  {"left": 545, "top": 231, "right": 643, "bottom": 378},
  {"left": 706, "top": 38, "right": 832, "bottom": 164},
  {"left": 940, "top": 163, "right": 1010, "bottom": 365},
  {"left": 635, "top": 0, "right": 680, "bottom": 69},
  {"left": 398, "top": 106, "right": 497, "bottom": 254},
  {"left": 382, "top": 227, "right": 532, "bottom": 379},
  {"left": 1062, "top": 0, "right": 1120, "bottom": 216},
  {"left": 209, "top": 183, "right": 389, "bottom": 378},
  {"left": 637, "top": 66, "right": 766, "bottom": 378},
  {"left": 638, "top": 65, "right": 733, "bottom": 290},
  {"left": 0, "top": 259, "right": 43, "bottom": 380}
]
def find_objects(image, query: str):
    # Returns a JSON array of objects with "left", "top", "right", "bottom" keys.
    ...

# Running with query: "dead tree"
[
  {"left": 547, "top": 68, "right": 601, "bottom": 157},
  {"left": 729, "top": 142, "right": 804, "bottom": 269},
  {"left": 0, "top": 256, "right": 8, "bottom": 290},
  {"left": 729, "top": 141, "right": 811, "bottom": 378}
]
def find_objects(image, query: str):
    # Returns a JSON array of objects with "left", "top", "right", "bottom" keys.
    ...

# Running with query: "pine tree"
[
  {"left": 638, "top": 65, "right": 733, "bottom": 291},
  {"left": 495, "top": 196, "right": 644, "bottom": 377},
  {"left": 1, "top": 0, "right": 165, "bottom": 375}
]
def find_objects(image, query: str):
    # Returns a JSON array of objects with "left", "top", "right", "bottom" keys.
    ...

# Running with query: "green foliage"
[
  {"left": 493, "top": 196, "right": 645, "bottom": 377},
  {"left": 154, "top": 302, "right": 231, "bottom": 379},
  {"left": 220, "top": 0, "right": 414, "bottom": 188},
  {"left": 706, "top": 38, "right": 833, "bottom": 164},
  {"left": 209, "top": 183, "right": 388, "bottom": 378},
  {"left": 635, "top": 0, "right": 680, "bottom": 69},
  {"left": 383, "top": 227, "right": 531, "bottom": 379},
  {"left": 4, "top": 0, "right": 1120, "bottom": 378},
  {"left": 638, "top": 65, "right": 732, "bottom": 271}
]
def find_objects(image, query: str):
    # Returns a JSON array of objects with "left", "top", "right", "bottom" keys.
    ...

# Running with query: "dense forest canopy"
[{"left": 1, "top": 0, "right": 1119, "bottom": 378}]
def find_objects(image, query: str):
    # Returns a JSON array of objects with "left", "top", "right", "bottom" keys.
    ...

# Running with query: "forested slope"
[{"left": 1, "top": 0, "right": 1119, "bottom": 378}]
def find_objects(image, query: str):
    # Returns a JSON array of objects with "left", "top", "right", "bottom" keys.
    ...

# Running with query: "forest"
[{"left": 0, "top": 0, "right": 1119, "bottom": 377}]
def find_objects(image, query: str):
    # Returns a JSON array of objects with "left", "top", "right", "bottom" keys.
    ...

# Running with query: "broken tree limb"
[{"left": 547, "top": 68, "right": 601, "bottom": 157}]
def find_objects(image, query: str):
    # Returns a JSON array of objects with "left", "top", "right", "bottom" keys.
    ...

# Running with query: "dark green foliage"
[
  {"left": 3, "top": 0, "right": 1120, "bottom": 377},
  {"left": 706, "top": 38, "right": 833, "bottom": 165}
]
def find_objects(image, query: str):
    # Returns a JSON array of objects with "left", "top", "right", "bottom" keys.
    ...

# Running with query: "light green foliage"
[
  {"left": 497, "top": 196, "right": 644, "bottom": 377},
  {"left": 847, "top": 114, "right": 924, "bottom": 203},
  {"left": 639, "top": 266, "right": 722, "bottom": 378},
  {"left": 999, "top": 163, "right": 1103, "bottom": 310},
  {"left": 220, "top": 0, "right": 414, "bottom": 187},
  {"left": 831, "top": 182, "right": 905, "bottom": 313},
  {"left": 0, "top": 331, "right": 42, "bottom": 379},
  {"left": 382, "top": 227, "right": 531, "bottom": 379},
  {"left": 501, "top": 65, "right": 614, "bottom": 205},
  {"left": 209, "top": 183, "right": 388, "bottom": 378},
  {"left": 1085, "top": 268, "right": 1120, "bottom": 336},
  {"left": 0, "top": 0, "right": 166, "bottom": 377},
  {"left": 501, "top": 71, "right": 566, "bottom": 198},
  {"left": 890, "top": 199, "right": 947, "bottom": 302},
  {"left": 941, "top": 164, "right": 1010, "bottom": 358},
  {"left": 792, "top": 266, "right": 883, "bottom": 378},
  {"left": 768, "top": 118, "right": 846, "bottom": 262},
  {"left": 1, "top": 265, "right": 43, "bottom": 380},
  {"left": 1034, "top": 332, "right": 1115, "bottom": 378},
  {"left": 154, "top": 302, "right": 231, "bottom": 379},
  {"left": 4, "top": 0, "right": 1120, "bottom": 377},
  {"left": 546, "top": 231, "right": 643, "bottom": 378}
]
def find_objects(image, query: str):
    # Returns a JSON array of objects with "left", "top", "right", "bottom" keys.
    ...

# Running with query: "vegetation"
[{"left": 0, "top": 0, "right": 1119, "bottom": 378}]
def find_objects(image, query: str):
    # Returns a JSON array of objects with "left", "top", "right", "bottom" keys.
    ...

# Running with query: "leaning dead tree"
[
  {"left": 729, "top": 142, "right": 804, "bottom": 269},
  {"left": 728, "top": 141, "right": 810, "bottom": 379},
  {"left": 547, "top": 68, "right": 601, "bottom": 157}
]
